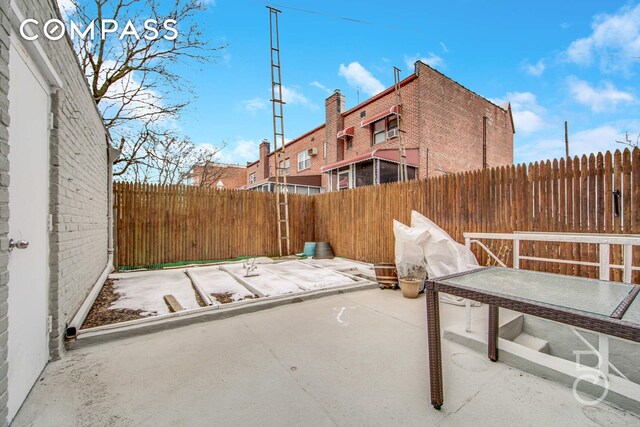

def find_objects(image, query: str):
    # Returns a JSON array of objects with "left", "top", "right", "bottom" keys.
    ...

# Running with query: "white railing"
[
  {"left": 464, "top": 232, "right": 639, "bottom": 284},
  {"left": 462, "top": 231, "right": 640, "bottom": 381}
]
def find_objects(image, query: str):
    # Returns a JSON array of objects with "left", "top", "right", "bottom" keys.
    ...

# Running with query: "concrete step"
[
  {"left": 513, "top": 332, "right": 550, "bottom": 354},
  {"left": 499, "top": 314, "right": 524, "bottom": 341}
]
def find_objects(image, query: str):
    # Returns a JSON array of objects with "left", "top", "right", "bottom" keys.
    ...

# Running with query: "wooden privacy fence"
[
  {"left": 115, "top": 148, "right": 639, "bottom": 280},
  {"left": 313, "top": 148, "right": 640, "bottom": 282},
  {"left": 114, "top": 183, "right": 314, "bottom": 268}
]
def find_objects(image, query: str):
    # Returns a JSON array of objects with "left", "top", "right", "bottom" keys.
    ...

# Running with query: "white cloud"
[
  {"left": 439, "top": 42, "right": 449, "bottom": 53},
  {"left": 515, "top": 125, "right": 638, "bottom": 164},
  {"left": 338, "top": 62, "right": 385, "bottom": 97},
  {"left": 565, "top": 4, "right": 640, "bottom": 72},
  {"left": 404, "top": 53, "right": 444, "bottom": 69},
  {"left": 95, "top": 59, "right": 168, "bottom": 124},
  {"left": 240, "top": 86, "right": 313, "bottom": 113},
  {"left": 491, "top": 92, "right": 547, "bottom": 135},
  {"left": 522, "top": 59, "right": 545, "bottom": 76},
  {"left": 57, "top": 0, "right": 76, "bottom": 19},
  {"left": 281, "top": 86, "right": 310, "bottom": 105},
  {"left": 219, "top": 139, "right": 259, "bottom": 164},
  {"left": 310, "top": 81, "right": 332, "bottom": 95},
  {"left": 241, "top": 97, "right": 268, "bottom": 113},
  {"left": 567, "top": 77, "right": 635, "bottom": 112}
]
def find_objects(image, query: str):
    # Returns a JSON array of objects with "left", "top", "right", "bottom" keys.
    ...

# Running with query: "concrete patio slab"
[
  {"left": 109, "top": 269, "right": 200, "bottom": 315},
  {"left": 186, "top": 265, "right": 255, "bottom": 303},
  {"left": 13, "top": 289, "right": 640, "bottom": 426}
]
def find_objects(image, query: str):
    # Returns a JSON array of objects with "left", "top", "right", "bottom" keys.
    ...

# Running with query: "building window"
[
  {"left": 337, "top": 170, "right": 350, "bottom": 190},
  {"left": 249, "top": 172, "right": 256, "bottom": 184},
  {"left": 371, "top": 116, "right": 399, "bottom": 145},
  {"left": 279, "top": 158, "right": 290, "bottom": 175},
  {"left": 372, "top": 120, "right": 386, "bottom": 144},
  {"left": 355, "top": 161, "right": 374, "bottom": 187},
  {"left": 297, "top": 150, "right": 310, "bottom": 171},
  {"left": 378, "top": 160, "right": 418, "bottom": 184}
]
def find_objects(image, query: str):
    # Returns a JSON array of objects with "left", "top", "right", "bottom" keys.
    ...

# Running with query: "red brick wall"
[
  {"left": 339, "top": 76, "right": 421, "bottom": 156},
  {"left": 416, "top": 62, "right": 514, "bottom": 176},
  {"left": 247, "top": 125, "right": 327, "bottom": 187},
  {"left": 246, "top": 161, "right": 260, "bottom": 185},
  {"left": 192, "top": 165, "right": 247, "bottom": 188},
  {"left": 245, "top": 61, "right": 514, "bottom": 189}
]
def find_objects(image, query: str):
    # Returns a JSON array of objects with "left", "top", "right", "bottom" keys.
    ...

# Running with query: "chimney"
[
  {"left": 259, "top": 139, "right": 270, "bottom": 179},
  {"left": 324, "top": 89, "right": 345, "bottom": 164}
]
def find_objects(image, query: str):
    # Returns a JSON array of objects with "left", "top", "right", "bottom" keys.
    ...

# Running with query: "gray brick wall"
[
  {"left": 0, "top": 1, "right": 11, "bottom": 422},
  {"left": 0, "top": 0, "right": 109, "bottom": 423}
]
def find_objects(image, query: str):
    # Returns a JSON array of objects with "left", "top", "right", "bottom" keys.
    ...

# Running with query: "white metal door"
[{"left": 7, "top": 36, "right": 50, "bottom": 422}]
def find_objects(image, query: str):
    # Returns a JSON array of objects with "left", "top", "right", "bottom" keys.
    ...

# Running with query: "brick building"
[
  {"left": 190, "top": 163, "right": 247, "bottom": 189},
  {"left": 246, "top": 61, "right": 514, "bottom": 192},
  {"left": 1, "top": 1, "right": 112, "bottom": 422}
]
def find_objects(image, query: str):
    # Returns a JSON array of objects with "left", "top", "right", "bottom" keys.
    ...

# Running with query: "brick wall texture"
[
  {"left": 192, "top": 164, "right": 247, "bottom": 188},
  {"left": 249, "top": 61, "right": 514, "bottom": 191},
  {"left": 0, "top": 0, "right": 108, "bottom": 422}
]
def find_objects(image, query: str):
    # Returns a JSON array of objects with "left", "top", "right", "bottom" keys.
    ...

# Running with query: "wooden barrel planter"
[
  {"left": 374, "top": 263, "right": 398, "bottom": 289},
  {"left": 314, "top": 242, "right": 334, "bottom": 259}
]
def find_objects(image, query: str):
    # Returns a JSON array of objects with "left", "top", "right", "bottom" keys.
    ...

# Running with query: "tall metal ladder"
[
  {"left": 394, "top": 67, "right": 408, "bottom": 182},
  {"left": 268, "top": 6, "right": 290, "bottom": 257}
]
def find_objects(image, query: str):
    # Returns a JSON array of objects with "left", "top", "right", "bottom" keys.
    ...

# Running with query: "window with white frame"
[
  {"left": 249, "top": 172, "right": 256, "bottom": 184},
  {"left": 278, "top": 158, "right": 291, "bottom": 175},
  {"left": 297, "top": 150, "right": 311, "bottom": 171},
  {"left": 371, "top": 116, "right": 399, "bottom": 145},
  {"left": 372, "top": 119, "right": 386, "bottom": 144}
]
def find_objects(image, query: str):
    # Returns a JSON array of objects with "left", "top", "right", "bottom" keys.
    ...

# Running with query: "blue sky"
[{"left": 64, "top": 0, "right": 640, "bottom": 166}]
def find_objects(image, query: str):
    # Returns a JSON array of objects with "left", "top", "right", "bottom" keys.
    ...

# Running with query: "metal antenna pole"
[
  {"left": 267, "top": 6, "right": 290, "bottom": 256},
  {"left": 394, "top": 67, "right": 408, "bottom": 181},
  {"left": 564, "top": 120, "right": 570, "bottom": 159}
]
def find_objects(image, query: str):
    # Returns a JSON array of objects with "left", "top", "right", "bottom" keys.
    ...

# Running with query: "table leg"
[
  {"left": 426, "top": 288, "right": 443, "bottom": 410},
  {"left": 488, "top": 305, "right": 499, "bottom": 362}
]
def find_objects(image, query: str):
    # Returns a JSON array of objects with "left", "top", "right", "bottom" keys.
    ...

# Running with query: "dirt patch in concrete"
[
  {"left": 192, "top": 283, "right": 207, "bottom": 307},
  {"left": 82, "top": 279, "right": 152, "bottom": 329},
  {"left": 211, "top": 292, "right": 258, "bottom": 304}
]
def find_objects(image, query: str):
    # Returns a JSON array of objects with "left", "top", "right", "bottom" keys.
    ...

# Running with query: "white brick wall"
[{"left": 0, "top": 0, "right": 109, "bottom": 422}]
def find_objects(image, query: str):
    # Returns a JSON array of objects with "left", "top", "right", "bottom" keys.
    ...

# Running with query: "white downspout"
[{"left": 66, "top": 145, "right": 120, "bottom": 338}]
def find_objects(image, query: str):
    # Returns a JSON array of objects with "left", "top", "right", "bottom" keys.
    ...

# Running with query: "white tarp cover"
[
  {"left": 393, "top": 220, "right": 429, "bottom": 279},
  {"left": 410, "top": 210, "right": 480, "bottom": 306},
  {"left": 410, "top": 210, "right": 479, "bottom": 278}
]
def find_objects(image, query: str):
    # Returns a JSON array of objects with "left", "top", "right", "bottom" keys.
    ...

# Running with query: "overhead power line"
[
  {"left": 266, "top": 3, "right": 374, "bottom": 25},
  {"left": 264, "top": 2, "right": 424, "bottom": 35}
]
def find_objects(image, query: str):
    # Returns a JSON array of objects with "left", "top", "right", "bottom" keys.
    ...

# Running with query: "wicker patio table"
[{"left": 425, "top": 267, "right": 640, "bottom": 410}]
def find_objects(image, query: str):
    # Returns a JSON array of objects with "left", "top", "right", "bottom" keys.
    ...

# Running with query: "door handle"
[{"left": 8, "top": 239, "right": 29, "bottom": 252}]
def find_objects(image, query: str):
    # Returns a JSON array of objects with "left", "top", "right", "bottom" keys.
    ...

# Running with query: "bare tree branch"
[
  {"left": 615, "top": 131, "right": 640, "bottom": 149},
  {"left": 66, "top": 0, "right": 227, "bottom": 179}
]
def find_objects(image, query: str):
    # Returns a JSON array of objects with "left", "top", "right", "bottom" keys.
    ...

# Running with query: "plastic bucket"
[{"left": 302, "top": 242, "right": 316, "bottom": 257}]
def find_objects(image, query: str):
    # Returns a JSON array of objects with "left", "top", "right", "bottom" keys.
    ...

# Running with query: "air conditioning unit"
[
  {"left": 308, "top": 147, "right": 318, "bottom": 156},
  {"left": 387, "top": 128, "right": 400, "bottom": 139}
]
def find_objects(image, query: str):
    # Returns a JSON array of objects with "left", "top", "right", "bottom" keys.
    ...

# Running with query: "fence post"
[
  {"left": 513, "top": 237, "right": 520, "bottom": 269},
  {"left": 598, "top": 243, "right": 610, "bottom": 379},
  {"left": 599, "top": 244, "right": 610, "bottom": 281},
  {"left": 464, "top": 234, "right": 472, "bottom": 332},
  {"left": 623, "top": 244, "right": 632, "bottom": 283}
]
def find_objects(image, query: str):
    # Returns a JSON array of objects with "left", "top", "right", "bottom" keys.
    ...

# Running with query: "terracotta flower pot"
[{"left": 399, "top": 278, "right": 421, "bottom": 298}]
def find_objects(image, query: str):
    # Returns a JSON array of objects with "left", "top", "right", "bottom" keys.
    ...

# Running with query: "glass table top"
[
  {"left": 438, "top": 267, "right": 637, "bottom": 318},
  {"left": 622, "top": 293, "right": 640, "bottom": 325}
]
